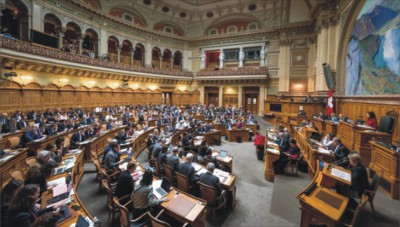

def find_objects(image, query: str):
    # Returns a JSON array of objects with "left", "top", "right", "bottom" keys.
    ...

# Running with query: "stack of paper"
[
  {"left": 266, "top": 148, "right": 280, "bottom": 154},
  {"left": 331, "top": 168, "right": 351, "bottom": 182},
  {"left": 53, "top": 183, "right": 68, "bottom": 197},
  {"left": 47, "top": 177, "right": 66, "bottom": 187},
  {"left": 192, "top": 163, "right": 202, "bottom": 172},
  {"left": 317, "top": 148, "right": 331, "bottom": 154}
]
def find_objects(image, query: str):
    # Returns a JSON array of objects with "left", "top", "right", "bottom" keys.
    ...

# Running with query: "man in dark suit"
[
  {"left": 166, "top": 147, "right": 180, "bottom": 172},
  {"left": 115, "top": 130, "right": 129, "bottom": 145},
  {"left": 1, "top": 118, "right": 17, "bottom": 134},
  {"left": 158, "top": 146, "right": 168, "bottom": 174},
  {"left": 330, "top": 137, "right": 349, "bottom": 163},
  {"left": 45, "top": 122, "right": 58, "bottom": 136},
  {"left": 19, "top": 126, "right": 40, "bottom": 147},
  {"left": 199, "top": 162, "right": 222, "bottom": 197},
  {"left": 17, "top": 116, "right": 28, "bottom": 130},
  {"left": 178, "top": 153, "right": 199, "bottom": 186},
  {"left": 278, "top": 132, "right": 290, "bottom": 152},
  {"left": 152, "top": 138, "right": 166, "bottom": 159},
  {"left": 86, "top": 114, "right": 95, "bottom": 125},
  {"left": 115, "top": 161, "right": 136, "bottom": 204},
  {"left": 70, "top": 127, "right": 86, "bottom": 149}
]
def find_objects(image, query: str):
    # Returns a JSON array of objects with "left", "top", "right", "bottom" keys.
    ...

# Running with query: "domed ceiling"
[{"left": 81, "top": 0, "right": 315, "bottom": 37}]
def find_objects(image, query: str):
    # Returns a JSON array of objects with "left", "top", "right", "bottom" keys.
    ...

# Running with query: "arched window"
[
  {"left": 208, "top": 28, "right": 218, "bottom": 35},
  {"left": 227, "top": 26, "right": 237, "bottom": 33},
  {"left": 164, "top": 26, "right": 173, "bottom": 33},
  {"left": 248, "top": 22, "right": 258, "bottom": 30}
]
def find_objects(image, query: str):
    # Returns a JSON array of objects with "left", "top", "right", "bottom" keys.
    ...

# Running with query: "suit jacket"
[
  {"left": 351, "top": 164, "right": 370, "bottom": 197},
  {"left": 45, "top": 127, "right": 57, "bottom": 136},
  {"left": 70, "top": 132, "right": 86, "bottom": 148},
  {"left": 86, "top": 117, "right": 95, "bottom": 125},
  {"left": 115, "top": 170, "right": 134, "bottom": 199},
  {"left": 166, "top": 154, "right": 180, "bottom": 172},
  {"left": 17, "top": 120, "right": 28, "bottom": 130},
  {"left": 19, "top": 131, "right": 39, "bottom": 147},
  {"left": 115, "top": 134, "right": 129, "bottom": 144},
  {"left": 158, "top": 152, "right": 168, "bottom": 171},
  {"left": 178, "top": 161, "right": 198, "bottom": 185},
  {"left": 333, "top": 144, "right": 349, "bottom": 161},
  {"left": 199, "top": 171, "right": 222, "bottom": 197},
  {"left": 279, "top": 137, "right": 290, "bottom": 152},
  {"left": 152, "top": 143, "right": 162, "bottom": 158}
]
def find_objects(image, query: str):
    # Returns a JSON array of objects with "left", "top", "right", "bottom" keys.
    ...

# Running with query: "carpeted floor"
[{"left": 77, "top": 116, "right": 400, "bottom": 227}]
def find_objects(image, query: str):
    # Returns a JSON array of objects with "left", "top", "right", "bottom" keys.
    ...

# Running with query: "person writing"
[
  {"left": 115, "top": 162, "right": 137, "bottom": 204},
  {"left": 199, "top": 163, "right": 223, "bottom": 198},
  {"left": 365, "top": 111, "right": 378, "bottom": 130},
  {"left": 273, "top": 139, "right": 300, "bottom": 174}
]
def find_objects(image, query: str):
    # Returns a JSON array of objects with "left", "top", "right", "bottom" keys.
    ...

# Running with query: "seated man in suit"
[
  {"left": 115, "top": 129, "right": 129, "bottom": 145},
  {"left": 166, "top": 147, "right": 180, "bottom": 172},
  {"left": 277, "top": 132, "right": 290, "bottom": 152},
  {"left": 45, "top": 122, "right": 58, "bottom": 136},
  {"left": 152, "top": 138, "right": 166, "bottom": 159},
  {"left": 19, "top": 126, "right": 41, "bottom": 147},
  {"left": 203, "top": 148, "right": 223, "bottom": 170},
  {"left": 115, "top": 161, "right": 137, "bottom": 204},
  {"left": 70, "top": 126, "right": 87, "bottom": 149},
  {"left": 1, "top": 118, "right": 17, "bottom": 134},
  {"left": 104, "top": 143, "right": 124, "bottom": 172},
  {"left": 178, "top": 153, "right": 199, "bottom": 186},
  {"left": 199, "top": 162, "right": 222, "bottom": 198},
  {"left": 158, "top": 146, "right": 169, "bottom": 174},
  {"left": 329, "top": 137, "right": 349, "bottom": 166},
  {"left": 17, "top": 116, "right": 29, "bottom": 130}
]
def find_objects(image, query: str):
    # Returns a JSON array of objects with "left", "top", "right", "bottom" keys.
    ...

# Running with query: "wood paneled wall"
[{"left": 0, "top": 81, "right": 200, "bottom": 113}]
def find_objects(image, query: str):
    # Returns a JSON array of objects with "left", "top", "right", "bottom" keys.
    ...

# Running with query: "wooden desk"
[
  {"left": 319, "top": 164, "right": 351, "bottom": 188},
  {"left": 202, "top": 130, "right": 222, "bottom": 145},
  {"left": 369, "top": 141, "right": 399, "bottom": 200},
  {"left": 161, "top": 189, "right": 206, "bottom": 227},
  {"left": 147, "top": 119, "right": 157, "bottom": 127},
  {"left": 297, "top": 184, "right": 349, "bottom": 227},
  {"left": 264, "top": 142, "right": 280, "bottom": 182},
  {"left": 213, "top": 123, "right": 226, "bottom": 135},
  {"left": 79, "top": 126, "right": 124, "bottom": 161},
  {"left": 226, "top": 129, "right": 249, "bottom": 142},
  {"left": 27, "top": 129, "right": 79, "bottom": 151},
  {"left": 245, "top": 124, "right": 258, "bottom": 134},
  {"left": 0, "top": 148, "right": 28, "bottom": 188},
  {"left": 325, "top": 120, "right": 338, "bottom": 136},
  {"left": 41, "top": 151, "right": 92, "bottom": 226},
  {"left": 311, "top": 118, "right": 325, "bottom": 132}
]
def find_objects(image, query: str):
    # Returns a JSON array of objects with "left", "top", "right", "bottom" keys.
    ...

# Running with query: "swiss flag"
[{"left": 327, "top": 89, "right": 334, "bottom": 116}]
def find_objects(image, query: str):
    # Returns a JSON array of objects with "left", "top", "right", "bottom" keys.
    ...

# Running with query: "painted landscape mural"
[{"left": 346, "top": 0, "right": 400, "bottom": 95}]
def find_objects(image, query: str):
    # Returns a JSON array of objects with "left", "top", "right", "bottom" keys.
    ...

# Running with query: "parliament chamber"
[{"left": 0, "top": 0, "right": 399, "bottom": 226}]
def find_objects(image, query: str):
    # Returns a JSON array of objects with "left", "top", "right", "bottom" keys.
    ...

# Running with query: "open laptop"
[
  {"left": 153, "top": 178, "right": 171, "bottom": 199},
  {"left": 124, "top": 148, "right": 133, "bottom": 162},
  {"left": 219, "top": 150, "right": 228, "bottom": 158},
  {"left": 53, "top": 165, "right": 67, "bottom": 175}
]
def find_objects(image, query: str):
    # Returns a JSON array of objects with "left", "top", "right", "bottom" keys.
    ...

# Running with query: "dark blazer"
[
  {"left": 158, "top": 152, "right": 168, "bottom": 172},
  {"left": 17, "top": 120, "right": 28, "bottom": 130},
  {"left": 19, "top": 131, "right": 39, "bottom": 147},
  {"left": 70, "top": 132, "right": 86, "bottom": 149},
  {"left": 178, "top": 161, "right": 198, "bottom": 185},
  {"left": 86, "top": 117, "right": 95, "bottom": 125},
  {"left": 8, "top": 206, "right": 54, "bottom": 227},
  {"left": 45, "top": 127, "right": 57, "bottom": 136},
  {"left": 115, "top": 134, "right": 129, "bottom": 145},
  {"left": 199, "top": 171, "right": 222, "bottom": 197},
  {"left": 166, "top": 154, "right": 180, "bottom": 172},
  {"left": 351, "top": 164, "right": 370, "bottom": 197},
  {"left": 115, "top": 170, "right": 134, "bottom": 200},
  {"left": 333, "top": 144, "right": 349, "bottom": 161},
  {"left": 279, "top": 137, "right": 290, "bottom": 152}
]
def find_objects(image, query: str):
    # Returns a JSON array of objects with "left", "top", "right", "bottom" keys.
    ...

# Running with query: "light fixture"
[
  {"left": 58, "top": 78, "right": 69, "bottom": 83},
  {"left": 20, "top": 75, "right": 33, "bottom": 84},
  {"left": 148, "top": 85, "right": 158, "bottom": 90},
  {"left": 84, "top": 80, "right": 96, "bottom": 87}
]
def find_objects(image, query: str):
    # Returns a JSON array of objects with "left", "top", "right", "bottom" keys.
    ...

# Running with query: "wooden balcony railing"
[{"left": 198, "top": 68, "right": 268, "bottom": 77}]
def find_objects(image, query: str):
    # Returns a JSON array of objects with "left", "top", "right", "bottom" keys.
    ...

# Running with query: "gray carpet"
[{"left": 77, "top": 115, "right": 400, "bottom": 227}]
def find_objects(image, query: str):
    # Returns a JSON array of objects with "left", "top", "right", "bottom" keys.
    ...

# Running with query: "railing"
[
  {"left": 198, "top": 68, "right": 268, "bottom": 77},
  {"left": 0, "top": 36, "right": 193, "bottom": 77}
]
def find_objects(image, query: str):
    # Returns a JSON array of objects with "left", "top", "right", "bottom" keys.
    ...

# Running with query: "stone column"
[
  {"left": 258, "top": 85, "right": 266, "bottom": 116},
  {"left": 238, "top": 86, "right": 243, "bottom": 107},
  {"left": 200, "top": 50, "right": 206, "bottom": 69},
  {"left": 131, "top": 48, "right": 135, "bottom": 65},
  {"left": 145, "top": 42, "right": 152, "bottom": 68},
  {"left": 170, "top": 58, "right": 174, "bottom": 70},
  {"left": 315, "top": 23, "right": 329, "bottom": 91},
  {"left": 159, "top": 56, "right": 163, "bottom": 69},
  {"left": 278, "top": 40, "right": 291, "bottom": 92},
  {"left": 58, "top": 31, "right": 64, "bottom": 50},
  {"left": 238, "top": 48, "right": 244, "bottom": 68},
  {"left": 78, "top": 36, "right": 84, "bottom": 55},
  {"left": 116, "top": 45, "right": 121, "bottom": 63},
  {"left": 218, "top": 86, "right": 224, "bottom": 107},
  {"left": 199, "top": 86, "right": 205, "bottom": 104},
  {"left": 219, "top": 49, "right": 224, "bottom": 69}
]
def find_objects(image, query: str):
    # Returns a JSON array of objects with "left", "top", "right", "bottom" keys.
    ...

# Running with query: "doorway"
[{"left": 245, "top": 94, "right": 258, "bottom": 114}]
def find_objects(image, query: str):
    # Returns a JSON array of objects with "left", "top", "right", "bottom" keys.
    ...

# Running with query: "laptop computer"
[
  {"left": 75, "top": 215, "right": 90, "bottom": 227},
  {"left": 53, "top": 165, "right": 67, "bottom": 175},
  {"left": 153, "top": 178, "right": 171, "bottom": 199},
  {"left": 219, "top": 150, "right": 228, "bottom": 158},
  {"left": 124, "top": 148, "right": 133, "bottom": 162}
]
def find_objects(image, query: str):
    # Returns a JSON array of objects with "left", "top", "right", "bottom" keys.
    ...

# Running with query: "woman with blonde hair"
[{"left": 348, "top": 153, "right": 370, "bottom": 198}]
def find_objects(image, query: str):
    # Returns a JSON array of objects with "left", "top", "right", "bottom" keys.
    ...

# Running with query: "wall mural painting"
[{"left": 346, "top": 0, "right": 400, "bottom": 95}]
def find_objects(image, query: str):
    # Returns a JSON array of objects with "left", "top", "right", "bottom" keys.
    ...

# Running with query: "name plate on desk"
[{"left": 331, "top": 168, "right": 351, "bottom": 183}]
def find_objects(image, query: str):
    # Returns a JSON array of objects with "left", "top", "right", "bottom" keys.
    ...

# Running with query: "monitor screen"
[
  {"left": 270, "top": 104, "right": 282, "bottom": 112},
  {"left": 378, "top": 116, "right": 395, "bottom": 133}
]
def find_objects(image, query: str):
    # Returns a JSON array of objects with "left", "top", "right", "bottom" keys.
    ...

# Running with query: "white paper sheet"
[
  {"left": 331, "top": 168, "right": 351, "bottom": 182},
  {"left": 53, "top": 183, "right": 68, "bottom": 197}
]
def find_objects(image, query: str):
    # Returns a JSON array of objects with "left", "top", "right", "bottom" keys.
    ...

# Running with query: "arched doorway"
[
  {"left": 121, "top": 40, "right": 133, "bottom": 65},
  {"left": 63, "top": 22, "right": 82, "bottom": 54},
  {"left": 152, "top": 47, "right": 161, "bottom": 69},
  {"left": 162, "top": 49, "right": 172, "bottom": 70},
  {"left": 173, "top": 51, "right": 183, "bottom": 70},
  {"left": 1, "top": 0, "right": 29, "bottom": 41},
  {"left": 43, "top": 13, "right": 61, "bottom": 36},
  {"left": 83, "top": 29, "right": 99, "bottom": 58},
  {"left": 134, "top": 43, "right": 145, "bottom": 67},
  {"left": 107, "top": 36, "right": 119, "bottom": 62}
]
